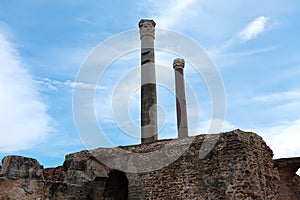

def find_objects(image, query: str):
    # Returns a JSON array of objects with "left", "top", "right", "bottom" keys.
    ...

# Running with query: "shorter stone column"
[{"left": 173, "top": 58, "right": 188, "bottom": 138}]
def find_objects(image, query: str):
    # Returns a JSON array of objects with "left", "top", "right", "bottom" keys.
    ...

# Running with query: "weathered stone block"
[{"left": 0, "top": 156, "right": 43, "bottom": 179}]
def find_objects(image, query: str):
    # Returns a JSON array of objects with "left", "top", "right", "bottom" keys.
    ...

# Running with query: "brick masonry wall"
[
  {"left": 121, "top": 130, "right": 280, "bottom": 199},
  {"left": 0, "top": 130, "right": 298, "bottom": 199}
]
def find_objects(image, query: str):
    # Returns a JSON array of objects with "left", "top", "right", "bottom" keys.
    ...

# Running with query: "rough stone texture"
[
  {"left": 121, "top": 130, "right": 280, "bottom": 199},
  {"left": 274, "top": 157, "right": 300, "bottom": 200},
  {"left": 0, "top": 130, "right": 298, "bottom": 199},
  {"left": 0, "top": 156, "right": 43, "bottom": 179}
]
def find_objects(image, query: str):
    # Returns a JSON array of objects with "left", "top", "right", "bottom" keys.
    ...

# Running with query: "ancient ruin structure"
[
  {"left": 0, "top": 20, "right": 299, "bottom": 199},
  {"left": 173, "top": 58, "right": 189, "bottom": 138},
  {"left": 275, "top": 157, "right": 300, "bottom": 199},
  {"left": 139, "top": 19, "right": 158, "bottom": 144},
  {"left": 0, "top": 130, "right": 299, "bottom": 199}
]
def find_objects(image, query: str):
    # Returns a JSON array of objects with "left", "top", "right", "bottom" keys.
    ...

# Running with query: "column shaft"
[
  {"left": 173, "top": 59, "right": 188, "bottom": 138},
  {"left": 139, "top": 19, "right": 158, "bottom": 144}
]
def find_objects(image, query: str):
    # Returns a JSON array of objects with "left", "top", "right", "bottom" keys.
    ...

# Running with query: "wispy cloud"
[
  {"left": 223, "top": 16, "right": 275, "bottom": 48},
  {"left": 209, "top": 16, "right": 278, "bottom": 65},
  {"left": 238, "top": 16, "right": 269, "bottom": 42},
  {"left": 36, "top": 77, "right": 106, "bottom": 92},
  {"left": 253, "top": 119, "right": 300, "bottom": 158},
  {"left": 142, "top": 0, "right": 197, "bottom": 28},
  {"left": 251, "top": 89, "right": 300, "bottom": 102},
  {"left": 0, "top": 33, "right": 52, "bottom": 152},
  {"left": 239, "top": 89, "right": 300, "bottom": 116},
  {"left": 232, "top": 89, "right": 300, "bottom": 159}
]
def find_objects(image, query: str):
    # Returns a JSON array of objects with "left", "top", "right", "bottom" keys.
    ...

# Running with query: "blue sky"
[{"left": 0, "top": 0, "right": 300, "bottom": 168}]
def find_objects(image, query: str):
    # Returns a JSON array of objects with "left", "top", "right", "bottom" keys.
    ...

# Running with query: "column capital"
[
  {"left": 139, "top": 19, "right": 156, "bottom": 39},
  {"left": 173, "top": 58, "right": 185, "bottom": 70}
]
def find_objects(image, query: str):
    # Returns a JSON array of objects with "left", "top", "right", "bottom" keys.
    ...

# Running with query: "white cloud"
[
  {"left": 220, "top": 16, "right": 275, "bottom": 50},
  {"left": 142, "top": 0, "right": 197, "bottom": 28},
  {"left": 0, "top": 33, "right": 52, "bottom": 152},
  {"left": 139, "top": 0, "right": 286, "bottom": 42},
  {"left": 35, "top": 77, "right": 106, "bottom": 92},
  {"left": 238, "top": 16, "right": 269, "bottom": 41},
  {"left": 239, "top": 89, "right": 300, "bottom": 117},
  {"left": 251, "top": 90, "right": 300, "bottom": 102},
  {"left": 255, "top": 119, "right": 300, "bottom": 159}
]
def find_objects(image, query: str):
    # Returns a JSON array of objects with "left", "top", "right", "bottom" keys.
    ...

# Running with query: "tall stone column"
[
  {"left": 173, "top": 58, "right": 188, "bottom": 138},
  {"left": 139, "top": 19, "right": 158, "bottom": 144}
]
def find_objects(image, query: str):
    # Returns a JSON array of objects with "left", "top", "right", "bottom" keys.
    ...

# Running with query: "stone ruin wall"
[
  {"left": 274, "top": 158, "right": 300, "bottom": 200},
  {"left": 0, "top": 130, "right": 299, "bottom": 199},
  {"left": 119, "top": 130, "right": 278, "bottom": 199}
]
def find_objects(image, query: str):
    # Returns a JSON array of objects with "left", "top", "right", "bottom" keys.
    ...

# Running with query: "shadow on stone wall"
[
  {"left": 103, "top": 170, "right": 128, "bottom": 200},
  {"left": 274, "top": 157, "right": 300, "bottom": 200}
]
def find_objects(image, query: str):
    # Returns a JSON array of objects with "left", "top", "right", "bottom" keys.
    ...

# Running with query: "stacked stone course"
[{"left": 0, "top": 130, "right": 298, "bottom": 199}]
